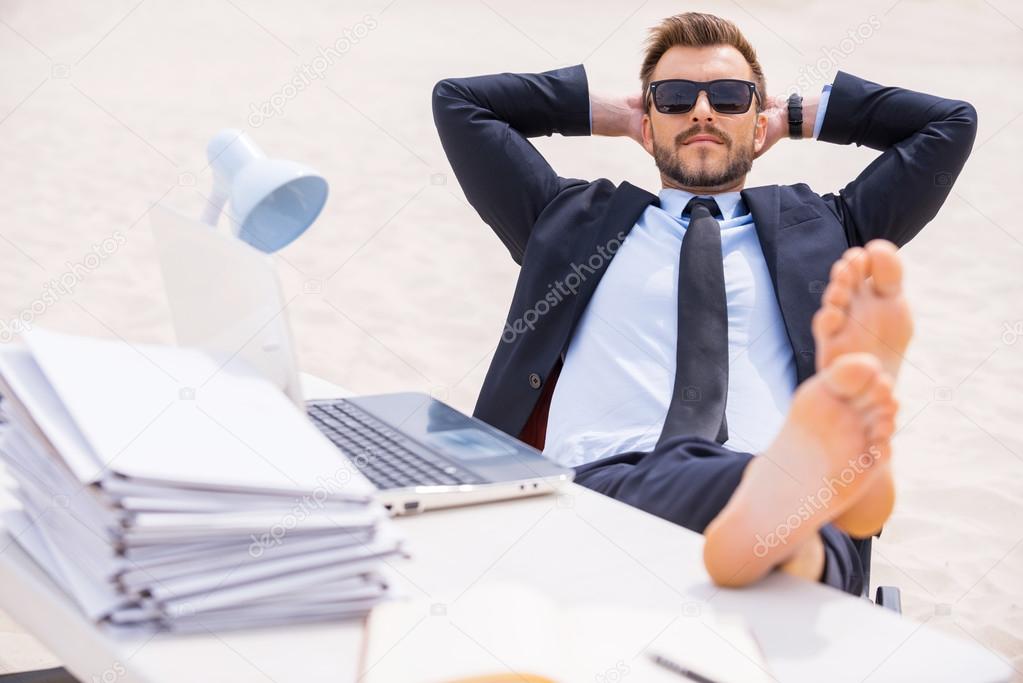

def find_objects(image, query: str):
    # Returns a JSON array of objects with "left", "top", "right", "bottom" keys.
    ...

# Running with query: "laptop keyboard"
[{"left": 307, "top": 401, "right": 485, "bottom": 489}]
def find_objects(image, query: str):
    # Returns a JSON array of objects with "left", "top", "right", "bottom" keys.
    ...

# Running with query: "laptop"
[{"left": 149, "top": 206, "right": 572, "bottom": 515}]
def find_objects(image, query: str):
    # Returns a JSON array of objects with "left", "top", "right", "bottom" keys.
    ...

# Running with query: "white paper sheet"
[{"left": 24, "top": 328, "right": 377, "bottom": 497}]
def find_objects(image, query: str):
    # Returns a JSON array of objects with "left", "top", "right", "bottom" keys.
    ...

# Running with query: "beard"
[{"left": 653, "top": 125, "right": 754, "bottom": 188}]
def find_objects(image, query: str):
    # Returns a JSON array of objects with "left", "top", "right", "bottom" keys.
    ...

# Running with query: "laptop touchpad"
[{"left": 423, "top": 428, "right": 517, "bottom": 460}]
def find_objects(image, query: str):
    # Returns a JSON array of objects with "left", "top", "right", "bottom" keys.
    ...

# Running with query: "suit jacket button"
[{"left": 528, "top": 372, "right": 542, "bottom": 389}]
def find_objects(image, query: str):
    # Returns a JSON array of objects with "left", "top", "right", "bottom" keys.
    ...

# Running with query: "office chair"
[{"left": 518, "top": 359, "right": 902, "bottom": 614}]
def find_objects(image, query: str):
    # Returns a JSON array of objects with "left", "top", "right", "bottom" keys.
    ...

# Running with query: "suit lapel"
[
  {"left": 741, "top": 185, "right": 781, "bottom": 284},
  {"left": 563, "top": 181, "right": 658, "bottom": 333},
  {"left": 742, "top": 185, "right": 823, "bottom": 384}
]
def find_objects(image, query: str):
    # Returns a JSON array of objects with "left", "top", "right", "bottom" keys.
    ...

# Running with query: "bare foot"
[
  {"left": 702, "top": 353, "right": 896, "bottom": 587},
  {"left": 813, "top": 240, "right": 912, "bottom": 538},
  {"left": 829, "top": 375, "right": 898, "bottom": 539},
  {"left": 812, "top": 239, "right": 913, "bottom": 379}
]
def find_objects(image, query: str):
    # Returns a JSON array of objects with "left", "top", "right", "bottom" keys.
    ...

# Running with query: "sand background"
[{"left": 0, "top": 0, "right": 1021, "bottom": 677}]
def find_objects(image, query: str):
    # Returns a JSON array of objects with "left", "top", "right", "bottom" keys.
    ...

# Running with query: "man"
[{"left": 431, "top": 12, "right": 976, "bottom": 593}]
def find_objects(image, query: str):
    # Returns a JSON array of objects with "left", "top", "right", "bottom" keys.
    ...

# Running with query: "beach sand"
[{"left": 1, "top": 0, "right": 1021, "bottom": 677}]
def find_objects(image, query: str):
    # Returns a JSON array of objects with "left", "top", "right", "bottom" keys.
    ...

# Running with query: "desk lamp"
[{"left": 199, "top": 129, "right": 328, "bottom": 252}]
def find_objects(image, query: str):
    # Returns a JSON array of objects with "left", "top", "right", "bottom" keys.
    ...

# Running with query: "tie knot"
[{"left": 682, "top": 196, "right": 723, "bottom": 220}]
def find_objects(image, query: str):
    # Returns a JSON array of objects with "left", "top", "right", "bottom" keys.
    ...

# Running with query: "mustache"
[{"left": 675, "top": 125, "right": 731, "bottom": 148}]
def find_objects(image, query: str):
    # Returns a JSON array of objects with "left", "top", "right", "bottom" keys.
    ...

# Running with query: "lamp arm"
[{"left": 199, "top": 179, "right": 229, "bottom": 227}]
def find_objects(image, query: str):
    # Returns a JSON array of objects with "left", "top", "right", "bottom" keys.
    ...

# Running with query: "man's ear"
[
  {"left": 642, "top": 112, "right": 654, "bottom": 156},
  {"left": 753, "top": 109, "right": 769, "bottom": 155}
]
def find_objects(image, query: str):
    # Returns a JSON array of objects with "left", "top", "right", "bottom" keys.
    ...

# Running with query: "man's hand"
[
  {"left": 756, "top": 94, "right": 789, "bottom": 159},
  {"left": 590, "top": 92, "right": 647, "bottom": 151},
  {"left": 756, "top": 91, "right": 823, "bottom": 158}
]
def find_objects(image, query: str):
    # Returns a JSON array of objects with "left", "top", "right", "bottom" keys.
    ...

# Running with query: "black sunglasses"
[{"left": 648, "top": 78, "right": 762, "bottom": 115}]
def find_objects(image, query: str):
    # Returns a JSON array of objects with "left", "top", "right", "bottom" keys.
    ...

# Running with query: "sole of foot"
[{"left": 702, "top": 353, "right": 897, "bottom": 588}]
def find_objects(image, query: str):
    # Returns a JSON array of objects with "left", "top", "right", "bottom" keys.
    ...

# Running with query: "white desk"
[{"left": 0, "top": 375, "right": 1010, "bottom": 683}]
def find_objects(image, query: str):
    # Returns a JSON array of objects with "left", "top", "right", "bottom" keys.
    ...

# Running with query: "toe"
[
  {"left": 830, "top": 257, "right": 860, "bottom": 290},
  {"left": 850, "top": 371, "right": 893, "bottom": 415},
  {"left": 823, "top": 280, "right": 852, "bottom": 308},
  {"left": 868, "top": 415, "right": 897, "bottom": 443},
  {"left": 812, "top": 304, "right": 846, "bottom": 340},
  {"left": 823, "top": 353, "right": 882, "bottom": 399},
  {"left": 860, "top": 372, "right": 895, "bottom": 411},
  {"left": 839, "top": 247, "right": 868, "bottom": 284},
  {"left": 865, "top": 401, "right": 898, "bottom": 438},
  {"left": 865, "top": 240, "right": 903, "bottom": 297}
]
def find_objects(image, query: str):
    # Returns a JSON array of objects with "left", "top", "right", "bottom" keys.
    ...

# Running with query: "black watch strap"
[{"left": 787, "top": 93, "right": 804, "bottom": 140}]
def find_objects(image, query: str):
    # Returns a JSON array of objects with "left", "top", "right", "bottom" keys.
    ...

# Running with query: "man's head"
[{"left": 639, "top": 13, "right": 769, "bottom": 193}]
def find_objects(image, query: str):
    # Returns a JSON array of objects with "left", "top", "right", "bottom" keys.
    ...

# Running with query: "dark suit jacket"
[{"left": 432, "top": 65, "right": 977, "bottom": 448}]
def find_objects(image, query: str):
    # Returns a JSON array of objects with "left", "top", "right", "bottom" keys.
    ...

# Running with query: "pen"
[{"left": 648, "top": 653, "right": 723, "bottom": 683}]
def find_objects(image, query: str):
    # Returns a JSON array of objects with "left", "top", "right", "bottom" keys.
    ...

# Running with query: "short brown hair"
[{"left": 640, "top": 13, "right": 766, "bottom": 111}]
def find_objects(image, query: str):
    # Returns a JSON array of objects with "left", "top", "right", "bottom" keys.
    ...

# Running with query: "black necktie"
[{"left": 656, "top": 196, "right": 729, "bottom": 447}]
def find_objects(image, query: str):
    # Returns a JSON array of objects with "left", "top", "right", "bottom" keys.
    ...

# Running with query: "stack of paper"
[{"left": 0, "top": 328, "right": 403, "bottom": 633}]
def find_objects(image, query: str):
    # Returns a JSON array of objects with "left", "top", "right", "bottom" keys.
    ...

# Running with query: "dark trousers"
[{"left": 572, "top": 433, "right": 868, "bottom": 596}]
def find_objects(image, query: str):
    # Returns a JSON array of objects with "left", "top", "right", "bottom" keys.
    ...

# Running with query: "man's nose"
[{"left": 691, "top": 90, "right": 715, "bottom": 122}]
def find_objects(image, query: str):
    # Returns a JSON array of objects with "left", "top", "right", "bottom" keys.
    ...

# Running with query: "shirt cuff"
[{"left": 812, "top": 83, "right": 832, "bottom": 140}]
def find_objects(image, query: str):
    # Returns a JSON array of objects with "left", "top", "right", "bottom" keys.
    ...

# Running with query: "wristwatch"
[{"left": 787, "top": 93, "right": 804, "bottom": 140}]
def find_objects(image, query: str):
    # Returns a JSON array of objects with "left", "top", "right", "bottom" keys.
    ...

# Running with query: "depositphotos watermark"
[
  {"left": 594, "top": 660, "right": 630, "bottom": 683},
  {"left": 247, "top": 457, "right": 370, "bottom": 557},
  {"left": 88, "top": 661, "right": 126, "bottom": 683},
  {"left": 0, "top": 231, "right": 128, "bottom": 343},
  {"left": 248, "top": 14, "right": 379, "bottom": 127},
  {"left": 784, "top": 16, "right": 882, "bottom": 97},
  {"left": 752, "top": 445, "right": 884, "bottom": 558},
  {"left": 502, "top": 231, "right": 628, "bottom": 344},
  {"left": 1002, "top": 321, "right": 1022, "bottom": 345}
]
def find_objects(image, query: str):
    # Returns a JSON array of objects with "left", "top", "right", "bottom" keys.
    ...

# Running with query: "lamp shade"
[{"left": 205, "top": 129, "right": 328, "bottom": 252}]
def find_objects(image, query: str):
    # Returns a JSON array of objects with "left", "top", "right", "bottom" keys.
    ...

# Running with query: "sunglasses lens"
[
  {"left": 654, "top": 81, "right": 698, "bottom": 113},
  {"left": 709, "top": 81, "right": 753, "bottom": 114}
]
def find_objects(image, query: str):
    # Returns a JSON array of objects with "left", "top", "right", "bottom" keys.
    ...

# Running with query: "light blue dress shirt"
[{"left": 547, "top": 86, "right": 832, "bottom": 468}]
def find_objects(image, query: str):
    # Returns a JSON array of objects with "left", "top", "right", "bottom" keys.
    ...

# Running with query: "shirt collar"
[{"left": 658, "top": 188, "right": 745, "bottom": 221}]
